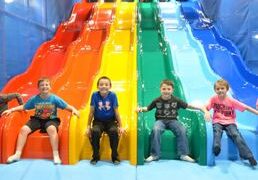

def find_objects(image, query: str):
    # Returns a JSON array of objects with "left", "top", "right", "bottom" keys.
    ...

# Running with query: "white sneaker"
[
  {"left": 7, "top": 154, "right": 20, "bottom": 164},
  {"left": 145, "top": 155, "right": 159, "bottom": 163},
  {"left": 180, "top": 155, "right": 195, "bottom": 163},
  {"left": 53, "top": 156, "right": 62, "bottom": 165}
]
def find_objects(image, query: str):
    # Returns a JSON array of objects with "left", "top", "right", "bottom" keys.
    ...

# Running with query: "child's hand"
[
  {"left": 85, "top": 127, "right": 92, "bottom": 139},
  {"left": 118, "top": 127, "right": 126, "bottom": 136},
  {"left": 136, "top": 107, "right": 145, "bottom": 113},
  {"left": 72, "top": 109, "right": 80, "bottom": 118},
  {"left": 1, "top": 109, "right": 12, "bottom": 116},
  {"left": 204, "top": 112, "right": 212, "bottom": 122}
]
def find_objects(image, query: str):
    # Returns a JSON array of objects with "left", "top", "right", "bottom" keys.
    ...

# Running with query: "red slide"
[{"left": 0, "top": 2, "right": 94, "bottom": 163}]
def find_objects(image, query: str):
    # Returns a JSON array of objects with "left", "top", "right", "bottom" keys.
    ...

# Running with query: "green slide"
[{"left": 137, "top": 2, "right": 206, "bottom": 165}]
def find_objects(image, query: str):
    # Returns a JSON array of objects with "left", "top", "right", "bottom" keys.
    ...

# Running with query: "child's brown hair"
[
  {"left": 160, "top": 79, "right": 174, "bottom": 88},
  {"left": 37, "top": 77, "right": 51, "bottom": 87},
  {"left": 97, "top": 76, "right": 112, "bottom": 87},
  {"left": 214, "top": 79, "right": 229, "bottom": 90}
]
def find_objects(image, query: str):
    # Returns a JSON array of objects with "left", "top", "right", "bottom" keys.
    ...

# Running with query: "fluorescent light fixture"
[
  {"left": 253, "top": 34, "right": 258, "bottom": 39},
  {"left": 5, "top": 0, "right": 14, "bottom": 4}
]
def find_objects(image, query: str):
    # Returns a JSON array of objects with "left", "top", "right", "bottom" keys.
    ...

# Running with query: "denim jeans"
[
  {"left": 213, "top": 123, "right": 253, "bottom": 159},
  {"left": 150, "top": 120, "right": 189, "bottom": 158}
]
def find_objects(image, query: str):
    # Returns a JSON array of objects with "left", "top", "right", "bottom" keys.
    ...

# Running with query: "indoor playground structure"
[{"left": 0, "top": 0, "right": 258, "bottom": 179}]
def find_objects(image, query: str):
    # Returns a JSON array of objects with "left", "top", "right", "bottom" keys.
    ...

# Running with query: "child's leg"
[
  {"left": 167, "top": 120, "right": 189, "bottom": 156},
  {"left": 212, "top": 123, "right": 224, "bottom": 156},
  {"left": 91, "top": 121, "right": 104, "bottom": 161},
  {"left": 167, "top": 121, "right": 195, "bottom": 163},
  {"left": 106, "top": 121, "right": 119, "bottom": 160},
  {"left": 225, "top": 124, "right": 255, "bottom": 162},
  {"left": 150, "top": 120, "right": 166, "bottom": 158},
  {"left": 7, "top": 125, "right": 32, "bottom": 163},
  {"left": 45, "top": 119, "right": 61, "bottom": 164}
]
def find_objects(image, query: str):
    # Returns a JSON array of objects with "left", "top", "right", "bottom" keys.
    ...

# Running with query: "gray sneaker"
[
  {"left": 180, "top": 155, "right": 195, "bottom": 163},
  {"left": 145, "top": 155, "right": 159, "bottom": 163}
]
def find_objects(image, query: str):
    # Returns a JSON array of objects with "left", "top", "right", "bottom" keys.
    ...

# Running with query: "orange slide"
[{"left": 0, "top": 2, "right": 94, "bottom": 163}]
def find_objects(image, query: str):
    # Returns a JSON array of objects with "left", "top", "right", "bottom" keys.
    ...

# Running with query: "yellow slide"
[{"left": 69, "top": 1, "right": 137, "bottom": 165}]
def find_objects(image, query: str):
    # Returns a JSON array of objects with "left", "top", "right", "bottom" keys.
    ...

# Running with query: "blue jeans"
[
  {"left": 213, "top": 123, "right": 253, "bottom": 159},
  {"left": 150, "top": 120, "right": 189, "bottom": 158}
]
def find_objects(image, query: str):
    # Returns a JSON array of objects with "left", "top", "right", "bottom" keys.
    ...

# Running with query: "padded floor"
[{"left": 1, "top": 159, "right": 258, "bottom": 180}]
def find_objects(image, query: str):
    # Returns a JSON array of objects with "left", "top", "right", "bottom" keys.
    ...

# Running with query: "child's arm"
[
  {"left": 114, "top": 108, "right": 125, "bottom": 135},
  {"left": 187, "top": 104, "right": 212, "bottom": 121},
  {"left": 86, "top": 106, "right": 94, "bottom": 139},
  {"left": 1, "top": 105, "right": 24, "bottom": 116},
  {"left": 245, "top": 105, "right": 258, "bottom": 115},
  {"left": 65, "top": 104, "right": 80, "bottom": 117},
  {"left": 4, "top": 93, "right": 24, "bottom": 105}
]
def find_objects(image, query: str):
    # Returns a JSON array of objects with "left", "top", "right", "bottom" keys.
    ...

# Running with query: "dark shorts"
[
  {"left": 92, "top": 120, "right": 118, "bottom": 133},
  {"left": 26, "top": 116, "right": 61, "bottom": 133}
]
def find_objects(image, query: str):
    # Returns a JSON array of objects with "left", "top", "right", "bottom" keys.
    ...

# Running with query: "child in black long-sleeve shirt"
[{"left": 0, "top": 93, "right": 24, "bottom": 115}]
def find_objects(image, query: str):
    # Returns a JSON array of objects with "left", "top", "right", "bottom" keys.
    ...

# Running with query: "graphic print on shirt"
[
  {"left": 156, "top": 102, "right": 177, "bottom": 118},
  {"left": 98, "top": 100, "right": 111, "bottom": 111},
  {"left": 35, "top": 103, "right": 55, "bottom": 119},
  {"left": 213, "top": 103, "right": 234, "bottom": 118}
]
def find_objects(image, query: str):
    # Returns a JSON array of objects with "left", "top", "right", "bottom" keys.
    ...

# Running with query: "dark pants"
[
  {"left": 91, "top": 120, "right": 119, "bottom": 159},
  {"left": 213, "top": 123, "right": 253, "bottom": 159}
]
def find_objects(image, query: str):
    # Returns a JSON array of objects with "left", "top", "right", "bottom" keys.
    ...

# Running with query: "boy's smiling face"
[
  {"left": 38, "top": 80, "right": 51, "bottom": 96},
  {"left": 160, "top": 83, "right": 173, "bottom": 100},
  {"left": 215, "top": 84, "right": 228, "bottom": 98},
  {"left": 97, "top": 78, "right": 111, "bottom": 97}
]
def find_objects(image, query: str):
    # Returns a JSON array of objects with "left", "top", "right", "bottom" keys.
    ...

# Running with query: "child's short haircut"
[
  {"left": 160, "top": 79, "right": 174, "bottom": 88},
  {"left": 214, "top": 79, "right": 229, "bottom": 90},
  {"left": 97, "top": 76, "right": 112, "bottom": 87},
  {"left": 37, "top": 77, "right": 50, "bottom": 87}
]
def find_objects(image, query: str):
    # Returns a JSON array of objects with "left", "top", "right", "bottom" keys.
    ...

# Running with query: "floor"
[{"left": 1, "top": 159, "right": 258, "bottom": 180}]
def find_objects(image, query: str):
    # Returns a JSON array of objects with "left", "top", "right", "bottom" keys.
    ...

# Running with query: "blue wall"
[
  {"left": 199, "top": 0, "right": 258, "bottom": 74},
  {"left": 0, "top": 0, "right": 79, "bottom": 90}
]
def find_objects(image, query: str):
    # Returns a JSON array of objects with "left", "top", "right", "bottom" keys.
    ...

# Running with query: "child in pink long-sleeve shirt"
[{"left": 204, "top": 79, "right": 258, "bottom": 166}]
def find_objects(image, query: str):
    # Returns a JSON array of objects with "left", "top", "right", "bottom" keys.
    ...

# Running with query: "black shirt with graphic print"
[
  {"left": 147, "top": 95, "right": 188, "bottom": 120},
  {"left": 0, "top": 93, "right": 23, "bottom": 115}
]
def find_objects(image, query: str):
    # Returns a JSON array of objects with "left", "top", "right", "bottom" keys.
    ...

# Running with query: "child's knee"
[
  {"left": 20, "top": 126, "right": 31, "bottom": 135},
  {"left": 92, "top": 127, "right": 102, "bottom": 136},
  {"left": 46, "top": 125, "right": 58, "bottom": 135}
]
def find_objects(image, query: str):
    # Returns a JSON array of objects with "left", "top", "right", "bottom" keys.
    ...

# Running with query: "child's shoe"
[
  {"left": 53, "top": 151, "right": 62, "bottom": 165},
  {"left": 7, "top": 154, "right": 20, "bottom": 164},
  {"left": 213, "top": 146, "right": 221, "bottom": 156},
  {"left": 7, "top": 151, "right": 21, "bottom": 164},
  {"left": 180, "top": 155, "right": 195, "bottom": 163},
  {"left": 90, "top": 157, "right": 99, "bottom": 165},
  {"left": 53, "top": 156, "right": 62, "bottom": 165},
  {"left": 248, "top": 157, "right": 257, "bottom": 166},
  {"left": 145, "top": 155, "right": 159, "bottom": 163},
  {"left": 112, "top": 157, "right": 121, "bottom": 165}
]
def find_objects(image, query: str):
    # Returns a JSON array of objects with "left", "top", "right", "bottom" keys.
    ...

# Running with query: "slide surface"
[
  {"left": 0, "top": 2, "right": 95, "bottom": 164},
  {"left": 137, "top": 2, "right": 206, "bottom": 165},
  {"left": 181, "top": 0, "right": 258, "bottom": 165},
  {"left": 69, "top": 1, "right": 138, "bottom": 165}
]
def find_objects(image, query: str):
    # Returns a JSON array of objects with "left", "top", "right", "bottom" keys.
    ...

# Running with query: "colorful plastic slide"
[
  {"left": 159, "top": 0, "right": 219, "bottom": 165},
  {"left": 181, "top": 0, "right": 258, "bottom": 165},
  {"left": 137, "top": 2, "right": 206, "bottom": 165},
  {"left": 0, "top": 2, "right": 95, "bottom": 164},
  {"left": 69, "top": 1, "right": 138, "bottom": 165}
]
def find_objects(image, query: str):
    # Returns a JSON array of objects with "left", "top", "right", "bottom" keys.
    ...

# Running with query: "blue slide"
[{"left": 171, "top": 0, "right": 258, "bottom": 165}]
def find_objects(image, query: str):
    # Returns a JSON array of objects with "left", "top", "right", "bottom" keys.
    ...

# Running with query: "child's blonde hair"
[
  {"left": 37, "top": 77, "right": 50, "bottom": 87},
  {"left": 214, "top": 79, "right": 229, "bottom": 90},
  {"left": 160, "top": 79, "right": 174, "bottom": 88}
]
